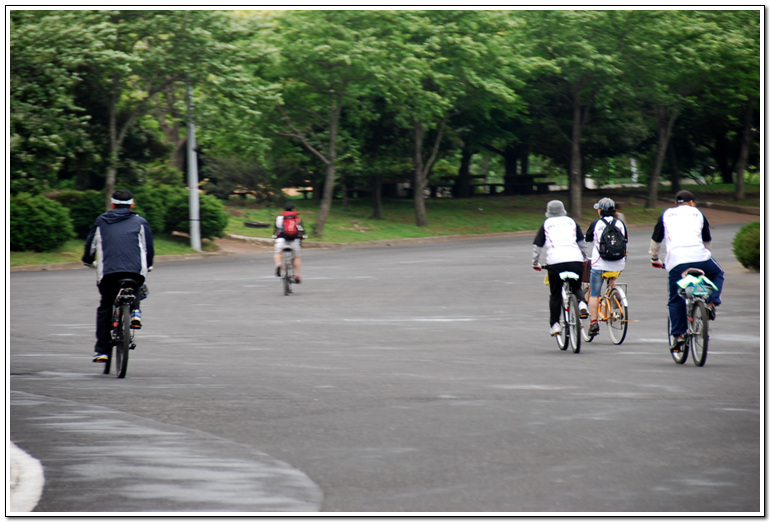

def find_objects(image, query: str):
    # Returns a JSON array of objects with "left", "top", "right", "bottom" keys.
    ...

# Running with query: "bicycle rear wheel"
[
  {"left": 607, "top": 289, "right": 628, "bottom": 345},
  {"left": 690, "top": 301, "right": 709, "bottom": 367},
  {"left": 568, "top": 294, "right": 581, "bottom": 353},
  {"left": 668, "top": 316, "right": 689, "bottom": 365},
  {"left": 282, "top": 250, "right": 293, "bottom": 296},
  {"left": 115, "top": 303, "right": 130, "bottom": 378}
]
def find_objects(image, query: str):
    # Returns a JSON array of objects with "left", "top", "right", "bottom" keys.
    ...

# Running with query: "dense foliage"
[
  {"left": 732, "top": 221, "right": 761, "bottom": 270},
  {"left": 9, "top": 9, "right": 761, "bottom": 243},
  {"left": 10, "top": 193, "right": 75, "bottom": 251}
]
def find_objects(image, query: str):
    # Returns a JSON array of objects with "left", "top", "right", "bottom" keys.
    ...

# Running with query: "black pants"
[
  {"left": 95, "top": 272, "right": 144, "bottom": 353},
  {"left": 547, "top": 262, "right": 586, "bottom": 326}
]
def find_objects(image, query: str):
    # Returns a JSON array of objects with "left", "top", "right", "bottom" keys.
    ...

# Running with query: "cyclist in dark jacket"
[{"left": 83, "top": 189, "right": 154, "bottom": 362}]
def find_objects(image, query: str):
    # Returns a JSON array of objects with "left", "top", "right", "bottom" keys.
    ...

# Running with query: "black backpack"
[{"left": 598, "top": 218, "right": 627, "bottom": 261}]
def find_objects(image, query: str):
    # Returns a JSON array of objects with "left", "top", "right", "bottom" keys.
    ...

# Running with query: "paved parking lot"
[{"left": 9, "top": 223, "right": 762, "bottom": 514}]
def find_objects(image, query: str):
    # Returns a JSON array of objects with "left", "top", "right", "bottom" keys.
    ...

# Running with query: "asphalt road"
[{"left": 8, "top": 223, "right": 762, "bottom": 514}]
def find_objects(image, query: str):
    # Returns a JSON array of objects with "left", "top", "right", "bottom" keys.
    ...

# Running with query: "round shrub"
[
  {"left": 48, "top": 189, "right": 105, "bottom": 239},
  {"left": 132, "top": 185, "right": 180, "bottom": 234},
  {"left": 164, "top": 191, "right": 229, "bottom": 240},
  {"left": 10, "top": 193, "right": 75, "bottom": 251},
  {"left": 732, "top": 221, "right": 761, "bottom": 270}
]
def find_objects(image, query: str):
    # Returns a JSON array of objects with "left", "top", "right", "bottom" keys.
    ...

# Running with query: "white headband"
[{"left": 111, "top": 198, "right": 134, "bottom": 205}]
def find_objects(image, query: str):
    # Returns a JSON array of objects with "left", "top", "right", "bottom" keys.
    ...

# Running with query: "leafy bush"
[
  {"left": 132, "top": 185, "right": 182, "bottom": 234},
  {"left": 164, "top": 191, "right": 229, "bottom": 239},
  {"left": 47, "top": 189, "right": 105, "bottom": 238},
  {"left": 10, "top": 193, "right": 75, "bottom": 251},
  {"left": 732, "top": 221, "right": 761, "bottom": 270}
]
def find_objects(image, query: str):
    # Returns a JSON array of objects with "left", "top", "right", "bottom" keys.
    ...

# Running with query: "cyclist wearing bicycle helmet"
[
  {"left": 82, "top": 189, "right": 154, "bottom": 363},
  {"left": 649, "top": 190, "right": 724, "bottom": 353},
  {"left": 532, "top": 200, "right": 589, "bottom": 336},
  {"left": 273, "top": 201, "right": 306, "bottom": 283},
  {"left": 584, "top": 197, "right": 628, "bottom": 336}
]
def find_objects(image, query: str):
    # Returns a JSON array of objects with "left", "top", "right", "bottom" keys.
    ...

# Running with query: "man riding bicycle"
[
  {"left": 532, "top": 200, "right": 589, "bottom": 336},
  {"left": 584, "top": 197, "right": 628, "bottom": 336},
  {"left": 649, "top": 190, "right": 724, "bottom": 353},
  {"left": 273, "top": 202, "right": 306, "bottom": 283},
  {"left": 82, "top": 189, "right": 154, "bottom": 363}
]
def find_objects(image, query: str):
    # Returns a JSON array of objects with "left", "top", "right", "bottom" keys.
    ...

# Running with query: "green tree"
[
  {"left": 262, "top": 10, "right": 397, "bottom": 238},
  {"left": 519, "top": 10, "right": 636, "bottom": 218},
  {"left": 9, "top": 11, "right": 97, "bottom": 194}
]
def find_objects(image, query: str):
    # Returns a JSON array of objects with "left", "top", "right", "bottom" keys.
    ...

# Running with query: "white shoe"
[
  {"left": 578, "top": 301, "right": 589, "bottom": 319},
  {"left": 550, "top": 323, "right": 562, "bottom": 336}
]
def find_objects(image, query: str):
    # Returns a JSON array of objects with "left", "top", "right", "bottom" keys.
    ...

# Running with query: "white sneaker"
[
  {"left": 578, "top": 301, "right": 589, "bottom": 319},
  {"left": 550, "top": 323, "right": 562, "bottom": 336}
]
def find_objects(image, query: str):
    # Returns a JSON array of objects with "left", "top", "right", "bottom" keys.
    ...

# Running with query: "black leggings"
[{"left": 547, "top": 262, "right": 586, "bottom": 326}]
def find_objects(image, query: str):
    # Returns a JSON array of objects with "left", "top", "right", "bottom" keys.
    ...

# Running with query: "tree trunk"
[
  {"left": 412, "top": 118, "right": 448, "bottom": 227},
  {"left": 371, "top": 175, "right": 383, "bottom": 220},
  {"left": 454, "top": 145, "right": 473, "bottom": 198},
  {"left": 646, "top": 105, "right": 678, "bottom": 209},
  {"left": 502, "top": 144, "right": 519, "bottom": 195},
  {"left": 413, "top": 121, "right": 428, "bottom": 227},
  {"left": 155, "top": 87, "right": 186, "bottom": 172},
  {"left": 312, "top": 93, "right": 343, "bottom": 239},
  {"left": 735, "top": 96, "right": 755, "bottom": 201},
  {"left": 668, "top": 144, "right": 680, "bottom": 194},
  {"left": 104, "top": 76, "right": 120, "bottom": 210},
  {"left": 314, "top": 161, "right": 336, "bottom": 238},
  {"left": 568, "top": 100, "right": 583, "bottom": 218},
  {"left": 520, "top": 145, "right": 530, "bottom": 176}
]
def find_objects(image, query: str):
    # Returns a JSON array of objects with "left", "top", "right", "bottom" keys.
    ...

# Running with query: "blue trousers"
[{"left": 668, "top": 259, "right": 724, "bottom": 336}]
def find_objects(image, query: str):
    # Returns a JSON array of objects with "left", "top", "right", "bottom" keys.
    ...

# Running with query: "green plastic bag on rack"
[{"left": 676, "top": 274, "right": 718, "bottom": 299}]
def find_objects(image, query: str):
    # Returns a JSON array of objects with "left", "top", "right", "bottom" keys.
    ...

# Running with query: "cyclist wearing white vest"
[
  {"left": 532, "top": 200, "right": 589, "bottom": 336},
  {"left": 649, "top": 190, "right": 724, "bottom": 353}
]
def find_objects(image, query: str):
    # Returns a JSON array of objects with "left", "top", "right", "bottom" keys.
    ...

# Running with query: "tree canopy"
[{"left": 10, "top": 8, "right": 761, "bottom": 235}]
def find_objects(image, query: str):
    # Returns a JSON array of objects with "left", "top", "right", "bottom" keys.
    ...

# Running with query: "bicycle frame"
[{"left": 597, "top": 283, "right": 628, "bottom": 322}]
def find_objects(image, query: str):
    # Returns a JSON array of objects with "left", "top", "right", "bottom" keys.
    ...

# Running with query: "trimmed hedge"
[
  {"left": 10, "top": 193, "right": 75, "bottom": 251},
  {"left": 164, "top": 191, "right": 229, "bottom": 240},
  {"left": 732, "top": 221, "right": 761, "bottom": 270}
]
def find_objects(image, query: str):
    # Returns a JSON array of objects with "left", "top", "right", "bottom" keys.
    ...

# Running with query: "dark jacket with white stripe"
[{"left": 82, "top": 208, "right": 154, "bottom": 283}]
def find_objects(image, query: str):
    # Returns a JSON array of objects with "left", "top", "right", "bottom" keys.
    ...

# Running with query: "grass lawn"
[
  {"left": 9, "top": 234, "right": 219, "bottom": 268},
  {"left": 225, "top": 193, "right": 670, "bottom": 244},
  {"left": 10, "top": 184, "right": 759, "bottom": 266}
]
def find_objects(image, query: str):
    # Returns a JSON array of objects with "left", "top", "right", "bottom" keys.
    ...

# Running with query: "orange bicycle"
[{"left": 581, "top": 271, "right": 629, "bottom": 345}]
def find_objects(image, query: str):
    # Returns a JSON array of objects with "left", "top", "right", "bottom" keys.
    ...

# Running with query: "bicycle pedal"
[{"left": 130, "top": 344, "right": 136, "bottom": 350}]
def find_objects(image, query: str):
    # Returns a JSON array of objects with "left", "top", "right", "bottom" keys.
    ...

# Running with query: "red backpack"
[{"left": 281, "top": 211, "right": 300, "bottom": 239}]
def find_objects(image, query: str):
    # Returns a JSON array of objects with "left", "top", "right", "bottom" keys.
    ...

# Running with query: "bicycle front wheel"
[
  {"left": 568, "top": 294, "right": 581, "bottom": 353},
  {"left": 690, "top": 301, "right": 709, "bottom": 367},
  {"left": 116, "top": 303, "right": 130, "bottom": 378},
  {"left": 607, "top": 289, "right": 628, "bottom": 345}
]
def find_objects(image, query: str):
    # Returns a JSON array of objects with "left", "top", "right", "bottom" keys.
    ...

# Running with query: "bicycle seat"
[
  {"left": 681, "top": 267, "right": 705, "bottom": 278},
  {"left": 602, "top": 271, "right": 622, "bottom": 279},
  {"left": 559, "top": 271, "right": 580, "bottom": 281},
  {"left": 117, "top": 279, "right": 139, "bottom": 290}
]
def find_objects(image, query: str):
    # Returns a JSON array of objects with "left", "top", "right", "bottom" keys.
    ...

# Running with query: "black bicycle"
[
  {"left": 104, "top": 279, "right": 138, "bottom": 378},
  {"left": 281, "top": 248, "right": 297, "bottom": 296},
  {"left": 542, "top": 267, "right": 583, "bottom": 354},
  {"left": 667, "top": 268, "right": 717, "bottom": 367}
]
